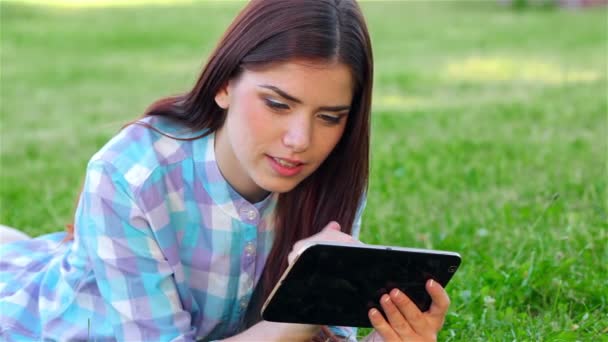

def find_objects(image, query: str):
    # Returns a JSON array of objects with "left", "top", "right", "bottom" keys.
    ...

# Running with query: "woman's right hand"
[
  {"left": 365, "top": 279, "right": 451, "bottom": 342},
  {"left": 288, "top": 221, "right": 362, "bottom": 265}
]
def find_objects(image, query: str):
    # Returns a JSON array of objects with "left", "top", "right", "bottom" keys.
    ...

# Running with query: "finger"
[
  {"left": 287, "top": 249, "right": 296, "bottom": 265},
  {"left": 316, "top": 223, "right": 358, "bottom": 244},
  {"left": 288, "top": 240, "right": 311, "bottom": 265},
  {"left": 427, "top": 279, "right": 450, "bottom": 321},
  {"left": 287, "top": 243, "right": 302, "bottom": 264},
  {"left": 389, "top": 288, "right": 427, "bottom": 333},
  {"left": 368, "top": 308, "right": 400, "bottom": 342},
  {"left": 323, "top": 221, "right": 342, "bottom": 231},
  {"left": 321, "top": 221, "right": 366, "bottom": 245},
  {"left": 292, "top": 240, "right": 305, "bottom": 253},
  {"left": 379, "top": 294, "right": 413, "bottom": 338}
]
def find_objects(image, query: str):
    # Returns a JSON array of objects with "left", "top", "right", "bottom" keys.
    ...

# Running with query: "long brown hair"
[{"left": 69, "top": 0, "right": 373, "bottom": 321}]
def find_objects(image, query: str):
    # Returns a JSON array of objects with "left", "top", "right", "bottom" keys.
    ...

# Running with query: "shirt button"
[
  {"left": 240, "top": 298, "right": 248, "bottom": 309},
  {"left": 245, "top": 242, "right": 256, "bottom": 257},
  {"left": 247, "top": 210, "right": 257, "bottom": 220},
  {"left": 244, "top": 277, "right": 253, "bottom": 289}
]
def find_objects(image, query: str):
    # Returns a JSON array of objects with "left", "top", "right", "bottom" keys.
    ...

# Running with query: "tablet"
[{"left": 261, "top": 242, "right": 461, "bottom": 327}]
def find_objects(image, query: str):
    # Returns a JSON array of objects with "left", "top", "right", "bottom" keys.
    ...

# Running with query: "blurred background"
[{"left": 1, "top": 0, "right": 606, "bottom": 340}]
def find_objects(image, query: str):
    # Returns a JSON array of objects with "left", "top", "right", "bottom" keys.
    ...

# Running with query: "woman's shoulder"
[{"left": 87, "top": 115, "right": 211, "bottom": 187}]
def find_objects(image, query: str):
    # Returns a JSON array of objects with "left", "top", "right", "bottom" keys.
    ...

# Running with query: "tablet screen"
[{"left": 262, "top": 243, "right": 461, "bottom": 327}]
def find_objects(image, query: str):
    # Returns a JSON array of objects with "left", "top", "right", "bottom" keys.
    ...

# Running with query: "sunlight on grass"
[
  {"left": 4, "top": 0, "right": 204, "bottom": 7},
  {"left": 444, "top": 56, "right": 602, "bottom": 85},
  {"left": 374, "top": 94, "right": 426, "bottom": 111}
]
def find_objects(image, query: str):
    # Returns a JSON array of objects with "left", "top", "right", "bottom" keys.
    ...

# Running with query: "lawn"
[{"left": 1, "top": 0, "right": 606, "bottom": 340}]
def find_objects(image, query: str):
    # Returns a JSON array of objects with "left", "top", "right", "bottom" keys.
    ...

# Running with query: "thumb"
[{"left": 323, "top": 221, "right": 342, "bottom": 232}]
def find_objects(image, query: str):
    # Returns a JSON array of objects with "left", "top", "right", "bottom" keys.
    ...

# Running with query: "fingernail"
[
  {"left": 429, "top": 279, "right": 435, "bottom": 287},
  {"left": 369, "top": 308, "right": 378, "bottom": 316},
  {"left": 390, "top": 288, "right": 402, "bottom": 299},
  {"left": 327, "top": 221, "right": 341, "bottom": 231},
  {"left": 382, "top": 294, "right": 390, "bottom": 303}
]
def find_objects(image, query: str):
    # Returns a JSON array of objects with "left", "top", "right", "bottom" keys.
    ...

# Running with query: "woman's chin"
[{"left": 257, "top": 177, "right": 302, "bottom": 195}]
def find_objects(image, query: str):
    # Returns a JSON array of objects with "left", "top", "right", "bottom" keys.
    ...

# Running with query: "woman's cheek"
[{"left": 244, "top": 102, "right": 277, "bottom": 135}]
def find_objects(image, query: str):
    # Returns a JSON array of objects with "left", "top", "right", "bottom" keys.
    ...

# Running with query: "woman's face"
[{"left": 214, "top": 60, "right": 354, "bottom": 202}]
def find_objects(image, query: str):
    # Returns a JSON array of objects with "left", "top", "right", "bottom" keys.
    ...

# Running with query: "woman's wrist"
[{"left": 222, "top": 320, "right": 320, "bottom": 342}]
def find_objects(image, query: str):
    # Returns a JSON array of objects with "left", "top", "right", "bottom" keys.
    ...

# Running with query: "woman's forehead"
[{"left": 239, "top": 60, "right": 355, "bottom": 105}]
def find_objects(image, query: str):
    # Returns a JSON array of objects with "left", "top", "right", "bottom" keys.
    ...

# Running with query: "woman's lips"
[{"left": 267, "top": 155, "right": 304, "bottom": 176}]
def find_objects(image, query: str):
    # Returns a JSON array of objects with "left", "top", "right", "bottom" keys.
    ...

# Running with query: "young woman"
[{"left": 0, "top": 0, "right": 450, "bottom": 341}]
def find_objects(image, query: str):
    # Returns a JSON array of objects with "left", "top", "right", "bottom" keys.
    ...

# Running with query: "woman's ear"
[{"left": 214, "top": 82, "right": 230, "bottom": 109}]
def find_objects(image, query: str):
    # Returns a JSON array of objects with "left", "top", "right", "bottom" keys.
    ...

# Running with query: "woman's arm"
[
  {"left": 76, "top": 160, "right": 194, "bottom": 341},
  {"left": 222, "top": 321, "right": 320, "bottom": 342}
]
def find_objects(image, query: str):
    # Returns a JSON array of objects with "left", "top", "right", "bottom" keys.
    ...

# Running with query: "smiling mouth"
[{"left": 272, "top": 157, "right": 302, "bottom": 168}]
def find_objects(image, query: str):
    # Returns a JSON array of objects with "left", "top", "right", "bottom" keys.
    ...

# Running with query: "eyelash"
[
  {"left": 264, "top": 98, "right": 343, "bottom": 125},
  {"left": 318, "top": 114, "right": 342, "bottom": 124},
  {"left": 264, "top": 98, "right": 290, "bottom": 110}
]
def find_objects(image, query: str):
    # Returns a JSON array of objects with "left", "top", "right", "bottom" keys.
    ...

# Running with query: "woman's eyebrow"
[
  {"left": 259, "top": 84, "right": 301, "bottom": 103},
  {"left": 258, "top": 84, "right": 351, "bottom": 112}
]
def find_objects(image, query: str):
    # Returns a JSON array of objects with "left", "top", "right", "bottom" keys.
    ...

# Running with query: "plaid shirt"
[{"left": 0, "top": 116, "right": 363, "bottom": 341}]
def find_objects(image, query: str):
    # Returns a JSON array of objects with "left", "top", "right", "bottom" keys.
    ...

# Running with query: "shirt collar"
[{"left": 196, "top": 132, "right": 277, "bottom": 225}]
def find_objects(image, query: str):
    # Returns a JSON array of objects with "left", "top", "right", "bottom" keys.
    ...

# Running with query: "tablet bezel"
[{"left": 261, "top": 242, "right": 461, "bottom": 327}]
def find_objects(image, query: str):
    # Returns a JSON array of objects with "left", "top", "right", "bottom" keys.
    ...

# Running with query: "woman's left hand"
[
  {"left": 287, "top": 221, "right": 361, "bottom": 265},
  {"left": 366, "top": 279, "right": 450, "bottom": 342}
]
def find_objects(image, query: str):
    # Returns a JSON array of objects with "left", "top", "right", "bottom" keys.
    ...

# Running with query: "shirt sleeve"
[
  {"left": 75, "top": 159, "right": 194, "bottom": 341},
  {"left": 324, "top": 195, "right": 368, "bottom": 341},
  {"left": 350, "top": 194, "right": 367, "bottom": 240}
]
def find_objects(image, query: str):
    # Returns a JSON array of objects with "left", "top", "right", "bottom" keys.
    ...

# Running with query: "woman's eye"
[
  {"left": 264, "top": 98, "right": 289, "bottom": 110},
  {"left": 319, "top": 114, "right": 342, "bottom": 124}
]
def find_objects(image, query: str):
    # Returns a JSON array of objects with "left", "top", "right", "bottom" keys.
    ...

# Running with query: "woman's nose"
[{"left": 282, "top": 115, "right": 312, "bottom": 153}]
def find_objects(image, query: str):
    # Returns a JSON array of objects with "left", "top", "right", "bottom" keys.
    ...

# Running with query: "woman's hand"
[
  {"left": 366, "top": 279, "right": 450, "bottom": 342},
  {"left": 288, "top": 221, "right": 361, "bottom": 265}
]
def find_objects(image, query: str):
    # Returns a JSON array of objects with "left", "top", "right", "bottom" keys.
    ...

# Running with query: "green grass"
[{"left": 1, "top": 0, "right": 606, "bottom": 340}]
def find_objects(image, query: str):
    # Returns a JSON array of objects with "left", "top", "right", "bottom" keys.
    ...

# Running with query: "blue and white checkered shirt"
[{"left": 0, "top": 115, "right": 363, "bottom": 341}]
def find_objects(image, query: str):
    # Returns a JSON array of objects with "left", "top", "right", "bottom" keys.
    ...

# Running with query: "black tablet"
[{"left": 261, "top": 242, "right": 461, "bottom": 328}]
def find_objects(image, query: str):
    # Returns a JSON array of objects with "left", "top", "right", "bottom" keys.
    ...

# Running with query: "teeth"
[{"left": 274, "top": 157, "right": 297, "bottom": 168}]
